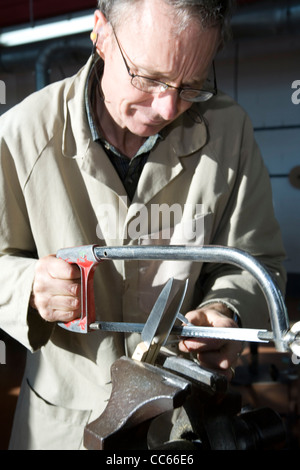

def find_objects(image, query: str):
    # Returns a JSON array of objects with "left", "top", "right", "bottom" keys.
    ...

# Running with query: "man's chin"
[{"left": 133, "top": 122, "right": 165, "bottom": 137}]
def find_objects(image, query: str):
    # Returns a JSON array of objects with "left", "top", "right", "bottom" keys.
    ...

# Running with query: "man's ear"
[{"left": 91, "top": 10, "right": 111, "bottom": 59}]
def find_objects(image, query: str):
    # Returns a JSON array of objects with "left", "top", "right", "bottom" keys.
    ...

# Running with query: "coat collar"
[{"left": 62, "top": 56, "right": 94, "bottom": 161}]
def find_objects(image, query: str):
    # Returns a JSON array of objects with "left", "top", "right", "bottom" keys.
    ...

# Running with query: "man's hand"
[
  {"left": 30, "top": 255, "right": 81, "bottom": 323},
  {"left": 179, "top": 303, "right": 243, "bottom": 380}
]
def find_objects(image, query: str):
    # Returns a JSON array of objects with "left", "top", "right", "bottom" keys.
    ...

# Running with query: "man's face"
[{"left": 98, "top": 0, "right": 220, "bottom": 138}]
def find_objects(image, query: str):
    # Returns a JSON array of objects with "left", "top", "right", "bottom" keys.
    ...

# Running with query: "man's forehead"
[
  {"left": 114, "top": 0, "right": 200, "bottom": 37},
  {"left": 110, "top": 1, "right": 220, "bottom": 82},
  {"left": 116, "top": 2, "right": 206, "bottom": 51}
]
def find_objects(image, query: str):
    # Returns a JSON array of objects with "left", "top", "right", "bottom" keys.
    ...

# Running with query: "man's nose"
[{"left": 151, "top": 91, "right": 179, "bottom": 121}]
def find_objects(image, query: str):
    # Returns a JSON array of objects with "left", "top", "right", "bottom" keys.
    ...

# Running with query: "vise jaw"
[{"left": 84, "top": 356, "right": 191, "bottom": 450}]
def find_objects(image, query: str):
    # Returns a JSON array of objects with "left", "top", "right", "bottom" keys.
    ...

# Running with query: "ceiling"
[{"left": 0, "top": 0, "right": 259, "bottom": 29}]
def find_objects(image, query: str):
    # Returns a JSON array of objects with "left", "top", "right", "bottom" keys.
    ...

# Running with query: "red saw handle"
[{"left": 56, "top": 245, "right": 100, "bottom": 333}]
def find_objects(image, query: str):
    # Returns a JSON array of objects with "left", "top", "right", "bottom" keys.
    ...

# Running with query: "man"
[{"left": 0, "top": 0, "right": 286, "bottom": 450}]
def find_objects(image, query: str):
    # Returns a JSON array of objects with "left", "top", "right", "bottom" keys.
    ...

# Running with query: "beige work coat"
[{"left": 0, "top": 57, "right": 286, "bottom": 449}]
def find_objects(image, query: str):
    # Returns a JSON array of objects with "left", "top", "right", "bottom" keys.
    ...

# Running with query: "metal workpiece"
[{"left": 131, "top": 279, "right": 188, "bottom": 364}]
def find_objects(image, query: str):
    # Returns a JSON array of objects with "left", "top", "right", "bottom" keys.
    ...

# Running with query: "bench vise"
[{"left": 84, "top": 354, "right": 286, "bottom": 450}]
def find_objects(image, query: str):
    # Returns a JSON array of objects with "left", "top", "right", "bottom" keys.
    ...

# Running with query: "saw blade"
[{"left": 89, "top": 321, "right": 273, "bottom": 344}]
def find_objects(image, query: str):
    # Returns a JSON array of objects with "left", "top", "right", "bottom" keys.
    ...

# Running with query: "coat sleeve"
[
  {"left": 198, "top": 112, "right": 287, "bottom": 329},
  {"left": 0, "top": 122, "right": 54, "bottom": 351}
]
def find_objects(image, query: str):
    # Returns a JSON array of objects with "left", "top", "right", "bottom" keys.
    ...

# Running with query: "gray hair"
[{"left": 97, "top": 0, "right": 235, "bottom": 44}]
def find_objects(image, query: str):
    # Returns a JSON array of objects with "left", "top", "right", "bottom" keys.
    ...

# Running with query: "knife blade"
[
  {"left": 132, "top": 279, "right": 189, "bottom": 363},
  {"left": 140, "top": 277, "right": 174, "bottom": 349}
]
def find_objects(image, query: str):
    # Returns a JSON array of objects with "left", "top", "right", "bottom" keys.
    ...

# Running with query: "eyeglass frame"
[{"left": 111, "top": 27, "right": 218, "bottom": 103}]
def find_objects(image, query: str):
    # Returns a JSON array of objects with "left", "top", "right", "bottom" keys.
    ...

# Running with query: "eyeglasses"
[{"left": 112, "top": 29, "right": 217, "bottom": 103}]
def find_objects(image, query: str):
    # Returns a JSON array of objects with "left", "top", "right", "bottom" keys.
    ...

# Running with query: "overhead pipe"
[
  {"left": 34, "top": 38, "right": 90, "bottom": 89},
  {"left": 0, "top": 36, "right": 90, "bottom": 78}
]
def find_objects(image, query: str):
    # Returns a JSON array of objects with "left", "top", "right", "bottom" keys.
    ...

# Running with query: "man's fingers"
[
  {"left": 47, "top": 256, "right": 81, "bottom": 281},
  {"left": 178, "top": 306, "right": 243, "bottom": 380},
  {"left": 31, "top": 255, "right": 82, "bottom": 323}
]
